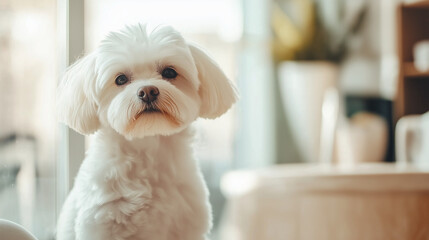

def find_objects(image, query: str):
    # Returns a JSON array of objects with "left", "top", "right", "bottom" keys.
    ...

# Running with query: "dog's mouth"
[
  {"left": 134, "top": 105, "right": 160, "bottom": 120},
  {"left": 143, "top": 106, "right": 161, "bottom": 113}
]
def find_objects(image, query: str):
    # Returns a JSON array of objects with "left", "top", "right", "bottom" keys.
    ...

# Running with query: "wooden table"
[{"left": 220, "top": 163, "right": 429, "bottom": 240}]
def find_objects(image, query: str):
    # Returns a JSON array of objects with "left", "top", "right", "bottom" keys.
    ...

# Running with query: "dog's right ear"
[{"left": 57, "top": 53, "right": 100, "bottom": 135}]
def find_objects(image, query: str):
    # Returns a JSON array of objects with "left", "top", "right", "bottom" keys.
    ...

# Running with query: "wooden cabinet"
[{"left": 396, "top": 0, "right": 429, "bottom": 121}]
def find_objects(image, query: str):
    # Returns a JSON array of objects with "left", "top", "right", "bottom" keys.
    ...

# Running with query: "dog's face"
[{"left": 57, "top": 24, "right": 237, "bottom": 139}]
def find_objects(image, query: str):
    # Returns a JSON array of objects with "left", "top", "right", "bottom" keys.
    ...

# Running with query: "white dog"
[{"left": 56, "top": 24, "right": 237, "bottom": 240}]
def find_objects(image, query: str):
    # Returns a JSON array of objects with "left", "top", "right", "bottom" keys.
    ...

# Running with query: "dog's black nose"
[{"left": 138, "top": 86, "right": 159, "bottom": 103}]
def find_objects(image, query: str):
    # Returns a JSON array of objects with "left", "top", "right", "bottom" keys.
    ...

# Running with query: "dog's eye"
[
  {"left": 161, "top": 67, "right": 178, "bottom": 79},
  {"left": 115, "top": 74, "right": 129, "bottom": 86}
]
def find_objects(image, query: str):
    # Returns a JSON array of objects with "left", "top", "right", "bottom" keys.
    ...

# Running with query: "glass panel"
[{"left": 0, "top": 1, "right": 57, "bottom": 239}]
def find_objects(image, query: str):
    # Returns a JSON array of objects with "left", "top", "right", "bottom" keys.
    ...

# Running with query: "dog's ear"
[
  {"left": 189, "top": 44, "right": 238, "bottom": 119},
  {"left": 57, "top": 53, "right": 100, "bottom": 135}
]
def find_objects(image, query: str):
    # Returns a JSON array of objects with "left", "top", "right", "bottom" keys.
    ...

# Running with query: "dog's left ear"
[{"left": 189, "top": 44, "right": 238, "bottom": 119}]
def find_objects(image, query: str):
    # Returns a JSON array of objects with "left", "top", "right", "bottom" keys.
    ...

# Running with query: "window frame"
[{"left": 56, "top": 0, "right": 86, "bottom": 217}]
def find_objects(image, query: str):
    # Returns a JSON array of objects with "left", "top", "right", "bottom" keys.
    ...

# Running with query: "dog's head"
[{"left": 57, "top": 24, "right": 237, "bottom": 139}]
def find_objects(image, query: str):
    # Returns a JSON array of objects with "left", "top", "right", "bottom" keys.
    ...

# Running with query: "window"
[{"left": 0, "top": 1, "right": 58, "bottom": 239}]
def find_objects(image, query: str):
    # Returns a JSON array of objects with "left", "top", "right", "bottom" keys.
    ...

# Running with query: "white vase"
[{"left": 278, "top": 61, "right": 339, "bottom": 162}]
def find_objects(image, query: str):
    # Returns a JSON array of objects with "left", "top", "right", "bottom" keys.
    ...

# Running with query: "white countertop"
[{"left": 221, "top": 163, "right": 429, "bottom": 197}]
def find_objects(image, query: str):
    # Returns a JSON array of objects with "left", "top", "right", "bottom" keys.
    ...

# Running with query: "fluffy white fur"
[{"left": 56, "top": 24, "right": 237, "bottom": 240}]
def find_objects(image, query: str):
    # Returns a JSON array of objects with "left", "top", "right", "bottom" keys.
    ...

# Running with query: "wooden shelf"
[
  {"left": 402, "top": 0, "right": 429, "bottom": 8},
  {"left": 403, "top": 62, "right": 429, "bottom": 77},
  {"left": 395, "top": 2, "right": 429, "bottom": 121}
]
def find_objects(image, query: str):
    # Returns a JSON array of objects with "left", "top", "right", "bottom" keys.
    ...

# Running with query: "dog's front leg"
[
  {"left": 74, "top": 213, "right": 112, "bottom": 240},
  {"left": 74, "top": 199, "right": 145, "bottom": 240},
  {"left": 56, "top": 192, "right": 77, "bottom": 240}
]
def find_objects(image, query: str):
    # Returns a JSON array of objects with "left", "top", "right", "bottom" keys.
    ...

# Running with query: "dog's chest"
[{"left": 96, "top": 149, "right": 209, "bottom": 239}]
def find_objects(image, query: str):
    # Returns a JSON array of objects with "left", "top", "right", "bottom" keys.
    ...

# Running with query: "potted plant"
[{"left": 272, "top": 0, "right": 367, "bottom": 162}]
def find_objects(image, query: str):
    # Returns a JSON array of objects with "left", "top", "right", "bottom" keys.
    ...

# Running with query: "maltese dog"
[{"left": 56, "top": 24, "right": 237, "bottom": 240}]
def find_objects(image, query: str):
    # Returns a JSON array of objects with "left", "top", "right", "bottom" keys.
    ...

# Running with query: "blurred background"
[{"left": 1, "top": 0, "right": 429, "bottom": 239}]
